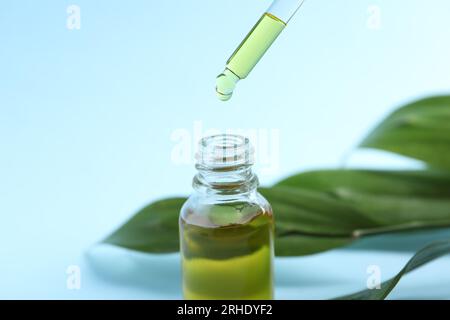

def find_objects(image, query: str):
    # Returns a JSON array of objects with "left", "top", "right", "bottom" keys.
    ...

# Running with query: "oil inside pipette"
[{"left": 216, "top": 13, "right": 286, "bottom": 101}]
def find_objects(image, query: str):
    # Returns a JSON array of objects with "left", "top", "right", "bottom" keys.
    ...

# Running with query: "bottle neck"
[
  {"left": 193, "top": 134, "right": 257, "bottom": 199},
  {"left": 193, "top": 164, "right": 259, "bottom": 197}
]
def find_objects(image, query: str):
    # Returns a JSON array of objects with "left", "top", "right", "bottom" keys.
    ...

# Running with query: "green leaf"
[
  {"left": 103, "top": 198, "right": 184, "bottom": 253},
  {"left": 335, "top": 239, "right": 450, "bottom": 300},
  {"left": 269, "top": 169, "right": 450, "bottom": 255},
  {"left": 276, "top": 169, "right": 450, "bottom": 229},
  {"left": 102, "top": 170, "right": 450, "bottom": 257},
  {"left": 359, "top": 96, "right": 450, "bottom": 169}
]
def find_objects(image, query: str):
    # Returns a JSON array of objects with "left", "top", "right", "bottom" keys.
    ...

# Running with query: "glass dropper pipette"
[{"left": 216, "top": 0, "right": 306, "bottom": 101}]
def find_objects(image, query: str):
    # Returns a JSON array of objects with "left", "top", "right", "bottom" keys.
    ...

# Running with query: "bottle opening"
[{"left": 196, "top": 134, "right": 254, "bottom": 170}]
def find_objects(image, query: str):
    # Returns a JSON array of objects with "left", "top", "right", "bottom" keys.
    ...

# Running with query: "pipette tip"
[{"left": 215, "top": 69, "right": 240, "bottom": 102}]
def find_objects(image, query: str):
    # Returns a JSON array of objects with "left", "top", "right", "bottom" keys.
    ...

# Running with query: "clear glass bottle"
[{"left": 179, "top": 134, "right": 274, "bottom": 300}]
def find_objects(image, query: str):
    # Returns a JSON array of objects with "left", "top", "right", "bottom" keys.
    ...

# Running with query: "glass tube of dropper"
[{"left": 216, "top": 0, "right": 306, "bottom": 101}]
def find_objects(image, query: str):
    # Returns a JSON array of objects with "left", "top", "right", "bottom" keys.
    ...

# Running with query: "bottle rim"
[{"left": 196, "top": 134, "right": 254, "bottom": 169}]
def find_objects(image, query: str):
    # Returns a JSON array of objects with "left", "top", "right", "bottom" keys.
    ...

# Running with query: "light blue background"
[{"left": 1, "top": 0, "right": 450, "bottom": 299}]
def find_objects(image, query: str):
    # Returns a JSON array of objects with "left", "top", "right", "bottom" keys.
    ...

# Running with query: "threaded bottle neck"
[{"left": 194, "top": 134, "right": 258, "bottom": 195}]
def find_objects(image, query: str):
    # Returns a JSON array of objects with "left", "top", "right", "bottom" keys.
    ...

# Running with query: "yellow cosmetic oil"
[
  {"left": 216, "top": 0, "right": 306, "bottom": 101},
  {"left": 216, "top": 13, "right": 285, "bottom": 101},
  {"left": 179, "top": 135, "right": 274, "bottom": 300},
  {"left": 180, "top": 204, "right": 274, "bottom": 300}
]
